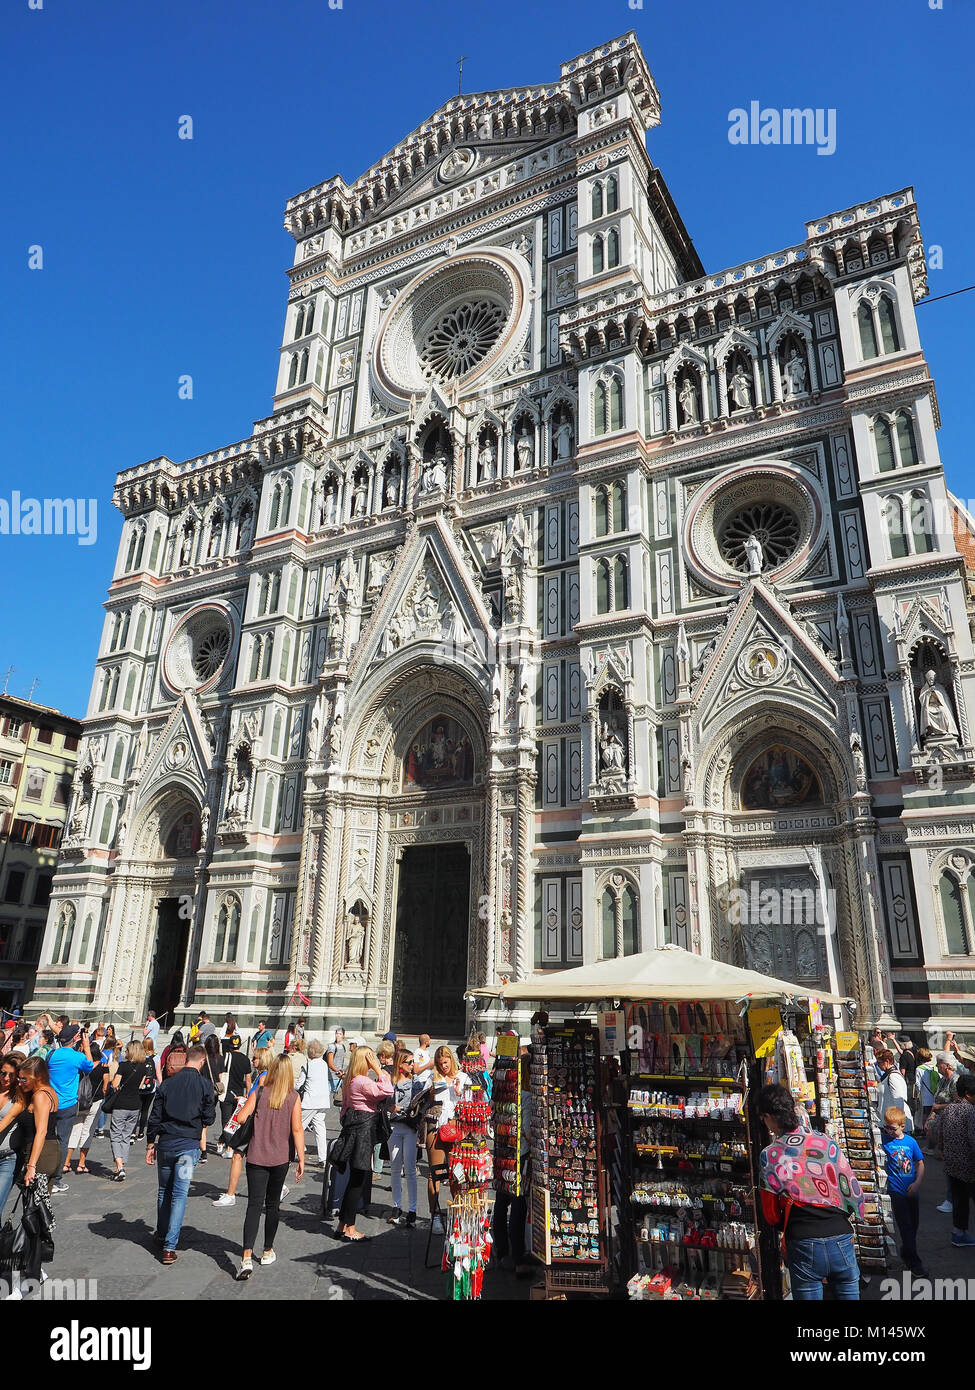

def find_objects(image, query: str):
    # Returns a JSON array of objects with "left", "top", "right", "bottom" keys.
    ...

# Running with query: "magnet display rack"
[
  {"left": 492, "top": 1048, "right": 522, "bottom": 1199},
  {"left": 623, "top": 1000, "right": 764, "bottom": 1301},
  {"left": 826, "top": 1034, "right": 890, "bottom": 1271},
  {"left": 529, "top": 1021, "right": 610, "bottom": 1297}
]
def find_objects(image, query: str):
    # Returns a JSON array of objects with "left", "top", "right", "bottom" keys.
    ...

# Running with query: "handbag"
[
  {"left": 219, "top": 1090, "right": 257, "bottom": 1152},
  {"left": 0, "top": 1189, "right": 26, "bottom": 1276},
  {"left": 437, "top": 1122, "right": 461, "bottom": 1145},
  {"left": 99, "top": 1085, "right": 120, "bottom": 1115},
  {"left": 374, "top": 1106, "right": 391, "bottom": 1161}
]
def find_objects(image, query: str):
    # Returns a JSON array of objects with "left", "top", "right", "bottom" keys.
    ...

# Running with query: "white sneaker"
[
  {"left": 431, "top": 1213, "right": 444, "bottom": 1234},
  {"left": 937, "top": 1200, "right": 954, "bottom": 1213},
  {"left": 259, "top": 1250, "right": 276, "bottom": 1266},
  {"left": 212, "top": 1193, "right": 237, "bottom": 1207},
  {"left": 216, "top": 1145, "right": 226, "bottom": 1157}
]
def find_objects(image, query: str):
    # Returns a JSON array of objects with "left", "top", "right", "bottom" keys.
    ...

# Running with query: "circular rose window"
[
  {"left": 719, "top": 502, "right": 801, "bottom": 571},
  {"left": 162, "top": 604, "right": 236, "bottom": 695},
  {"left": 372, "top": 250, "right": 530, "bottom": 401},
  {"left": 419, "top": 300, "right": 506, "bottom": 380}
]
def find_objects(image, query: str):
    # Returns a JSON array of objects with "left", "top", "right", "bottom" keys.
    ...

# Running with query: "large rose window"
[
  {"left": 418, "top": 300, "right": 506, "bottom": 381},
  {"left": 719, "top": 502, "right": 801, "bottom": 571}
]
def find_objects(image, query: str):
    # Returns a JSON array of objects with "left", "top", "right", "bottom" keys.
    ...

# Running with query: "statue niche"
[
  {"left": 164, "top": 808, "right": 201, "bottom": 858},
  {"left": 913, "top": 643, "right": 960, "bottom": 747}
]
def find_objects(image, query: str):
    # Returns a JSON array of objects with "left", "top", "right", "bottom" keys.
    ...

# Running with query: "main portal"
[{"left": 391, "top": 843, "right": 470, "bottom": 1038}]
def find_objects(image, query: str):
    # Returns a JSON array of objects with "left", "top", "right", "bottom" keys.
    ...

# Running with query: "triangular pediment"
[
  {"left": 693, "top": 580, "right": 840, "bottom": 733},
  {"left": 713, "top": 325, "right": 759, "bottom": 363},
  {"left": 897, "top": 591, "right": 952, "bottom": 649},
  {"left": 663, "top": 342, "right": 709, "bottom": 379},
  {"left": 135, "top": 691, "right": 212, "bottom": 809},
  {"left": 347, "top": 516, "right": 496, "bottom": 683}
]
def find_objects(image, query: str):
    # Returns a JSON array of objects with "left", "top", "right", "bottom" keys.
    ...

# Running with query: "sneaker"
[
  {"left": 388, "top": 1208, "right": 403, "bottom": 1225},
  {"left": 236, "top": 1256, "right": 253, "bottom": 1280},
  {"left": 404, "top": 1211, "right": 417, "bottom": 1228},
  {"left": 198, "top": 1151, "right": 208, "bottom": 1165},
  {"left": 259, "top": 1250, "right": 276, "bottom": 1266},
  {"left": 937, "top": 1201, "right": 954, "bottom": 1214},
  {"left": 215, "top": 1145, "right": 226, "bottom": 1157},
  {"left": 162, "top": 1250, "right": 178, "bottom": 1265},
  {"left": 212, "top": 1193, "right": 237, "bottom": 1207},
  {"left": 113, "top": 1170, "right": 126, "bottom": 1182},
  {"left": 50, "top": 1181, "right": 69, "bottom": 1194},
  {"left": 431, "top": 1213, "right": 444, "bottom": 1234},
  {"left": 952, "top": 1233, "right": 975, "bottom": 1247}
]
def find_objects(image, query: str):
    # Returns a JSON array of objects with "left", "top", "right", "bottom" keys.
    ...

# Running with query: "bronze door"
[
  {"left": 147, "top": 898, "right": 190, "bottom": 1025},
  {"left": 391, "top": 843, "right": 470, "bottom": 1038}
]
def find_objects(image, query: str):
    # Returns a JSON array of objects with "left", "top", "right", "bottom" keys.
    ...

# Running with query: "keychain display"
[{"left": 442, "top": 1190, "right": 493, "bottom": 1300}]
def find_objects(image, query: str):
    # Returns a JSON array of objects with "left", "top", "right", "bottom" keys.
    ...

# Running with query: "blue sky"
[{"left": 2, "top": 0, "right": 972, "bottom": 717}]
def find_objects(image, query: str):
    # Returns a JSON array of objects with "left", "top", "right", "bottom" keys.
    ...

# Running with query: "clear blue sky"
[{"left": 2, "top": 0, "right": 972, "bottom": 717}]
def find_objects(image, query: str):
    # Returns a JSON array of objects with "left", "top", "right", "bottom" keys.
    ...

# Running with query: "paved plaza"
[
  {"left": 21, "top": 1105, "right": 971, "bottom": 1303},
  {"left": 37, "top": 1107, "right": 527, "bottom": 1302}
]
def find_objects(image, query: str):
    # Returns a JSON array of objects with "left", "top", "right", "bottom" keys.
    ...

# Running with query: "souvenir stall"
[
  {"left": 439, "top": 1098, "right": 494, "bottom": 1299},
  {"left": 472, "top": 946, "right": 887, "bottom": 1301}
]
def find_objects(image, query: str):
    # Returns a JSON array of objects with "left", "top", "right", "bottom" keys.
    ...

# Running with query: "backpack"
[{"left": 76, "top": 1071, "right": 94, "bottom": 1115}]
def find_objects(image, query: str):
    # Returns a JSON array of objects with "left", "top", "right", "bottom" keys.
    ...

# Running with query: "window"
[
  {"left": 611, "top": 480, "right": 626, "bottom": 531},
  {"left": 593, "top": 381, "right": 607, "bottom": 436},
  {"left": 36, "top": 727, "right": 53, "bottom": 745},
  {"left": 148, "top": 529, "right": 161, "bottom": 571},
  {"left": 591, "top": 182, "right": 604, "bottom": 220},
  {"left": 895, "top": 413, "right": 918, "bottom": 466},
  {"left": 10, "top": 819, "right": 32, "bottom": 844},
  {"left": 910, "top": 491, "right": 935, "bottom": 554},
  {"left": 0, "top": 761, "right": 12, "bottom": 785},
  {"left": 111, "top": 740, "right": 125, "bottom": 780},
  {"left": 52, "top": 775, "right": 71, "bottom": 805},
  {"left": 885, "top": 496, "right": 909, "bottom": 559},
  {"left": 3, "top": 871, "right": 25, "bottom": 904},
  {"left": 215, "top": 896, "right": 241, "bottom": 963},
  {"left": 878, "top": 297, "right": 899, "bottom": 353},
  {"left": 33, "top": 874, "right": 52, "bottom": 908},
  {"left": 596, "top": 556, "right": 628, "bottom": 613},
  {"left": 592, "top": 235, "right": 604, "bottom": 276},
  {"left": 594, "top": 480, "right": 626, "bottom": 537},
  {"left": 260, "top": 633, "right": 274, "bottom": 681},
  {"left": 23, "top": 767, "right": 45, "bottom": 800},
  {"left": 63, "top": 733, "right": 79, "bottom": 752},
  {"left": 99, "top": 801, "right": 115, "bottom": 844},
  {"left": 606, "top": 176, "right": 619, "bottom": 213},
  {"left": 601, "top": 881, "right": 639, "bottom": 957},
  {"left": 940, "top": 873, "right": 969, "bottom": 954},
  {"left": 607, "top": 228, "right": 620, "bottom": 270},
  {"left": 79, "top": 913, "right": 93, "bottom": 965},
  {"left": 7, "top": 718, "right": 23, "bottom": 740},
  {"left": 874, "top": 417, "right": 895, "bottom": 472},
  {"left": 609, "top": 377, "right": 623, "bottom": 431},
  {"left": 595, "top": 487, "right": 610, "bottom": 537},
  {"left": 34, "top": 824, "right": 61, "bottom": 850}
]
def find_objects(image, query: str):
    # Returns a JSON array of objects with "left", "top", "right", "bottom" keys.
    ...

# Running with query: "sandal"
[{"left": 77, "top": 1166, "right": 90, "bottom": 1174}]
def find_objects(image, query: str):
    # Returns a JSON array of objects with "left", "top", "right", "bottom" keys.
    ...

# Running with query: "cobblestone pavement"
[{"left": 33, "top": 1109, "right": 529, "bottom": 1303}]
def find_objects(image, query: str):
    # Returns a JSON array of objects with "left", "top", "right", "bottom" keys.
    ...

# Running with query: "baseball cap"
[{"left": 59, "top": 1024, "right": 80, "bottom": 1045}]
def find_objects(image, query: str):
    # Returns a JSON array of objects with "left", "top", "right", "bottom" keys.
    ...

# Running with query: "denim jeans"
[
  {"left": 890, "top": 1191, "right": 921, "bottom": 1265},
  {"left": 786, "top": 1231, "right": 861, "bottom": 1300},
  {"left": 55, "top": 1104, "right": 78, "bottom": 1171},
  {"left": 389, "top": 1123, "right": 418, "bottom": 1212},
  {"left": 155, "top": 1146, "right": 200, "bottom": 1250},
  {"left": 0, "top": 1149, "right": 18, "bottom": 1221}
]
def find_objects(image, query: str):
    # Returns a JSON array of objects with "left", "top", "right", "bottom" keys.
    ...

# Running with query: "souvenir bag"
[
  {"left": 437, "top": 1121, "right": 462, "bottom": 1145},
  {"left": 219, "top": 1089, "right": 257, "bottom": 1152}
]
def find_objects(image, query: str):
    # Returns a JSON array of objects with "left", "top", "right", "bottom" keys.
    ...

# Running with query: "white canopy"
[{"left": 469, "top": 945, "right": 848, "bottom": 1005}]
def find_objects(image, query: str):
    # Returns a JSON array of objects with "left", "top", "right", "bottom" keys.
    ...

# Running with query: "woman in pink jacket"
[{"left": 336, "top": 1048, "right": 392, "bottom": 1242}]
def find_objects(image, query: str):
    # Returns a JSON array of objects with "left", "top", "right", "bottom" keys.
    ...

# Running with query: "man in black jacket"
[{"left": 146, "top": 1044, "right": 216, "bottom": 1264}]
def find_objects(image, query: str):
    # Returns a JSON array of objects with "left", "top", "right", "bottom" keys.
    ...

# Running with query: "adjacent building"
[
  {"left": 30, "top": 33, "right": 975, "bottom": 1039},
  {"left": 0, "top": 695, "right": 81, "bottom": 1013}
]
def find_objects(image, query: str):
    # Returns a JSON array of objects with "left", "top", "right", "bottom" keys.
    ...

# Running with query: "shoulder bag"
[{"left": 219, "top": 1089, "right": 258, "bottom": 1152}]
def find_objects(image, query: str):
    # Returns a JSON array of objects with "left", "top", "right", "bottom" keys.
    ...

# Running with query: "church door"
[
  {"left": 146, "top": 897, "right": 190, "bottom": 1024},
  {"left": 391, "top": 843, "right": 470, "bottom": 1037},
  {"left": 738, "top": 870, "right": 829, "bottom": 992}
]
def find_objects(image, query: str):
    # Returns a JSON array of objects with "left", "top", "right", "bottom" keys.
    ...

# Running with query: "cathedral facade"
[{"left": 31, "top": 34, "right": 975, "bottom": 1038}]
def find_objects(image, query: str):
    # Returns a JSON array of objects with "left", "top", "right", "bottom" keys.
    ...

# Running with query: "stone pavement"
[{"left": 36, "top": 1108, "right": 530, "bottom": 1303}]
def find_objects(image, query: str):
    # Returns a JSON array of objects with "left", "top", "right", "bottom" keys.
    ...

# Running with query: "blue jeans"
[
  {"left": 786, "top": 1232, "right": 861, "bottom": 1300},
  {"left": 0, "top": 1150, "right": 17, "bottom": 1221},
  {"left": 155, "top": 1147, "right": 200, "bottom": 1250}
]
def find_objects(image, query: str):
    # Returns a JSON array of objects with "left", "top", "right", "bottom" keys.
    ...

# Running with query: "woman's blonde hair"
[
  {"left": 125, "top": 1040, "right": 146, "bottom": 1064},
  {"left": 377, "top": 1040, "right": 395, "bottom": 1063},
  {"left": 252, "top": 1046, "right": 275, "bottom": 1076},
  {"left": 289, "top": 1038, "right": 306, "bottom": 1055},
  {"left": 342, "top": 1045, "right": 373, "bottom": 1104},
  {"left": 433, "top": 1045, "right": 458, "bottom": 1079},
  {"left": 265, "top": 1053, "right": 295, "bottom": 1110}
]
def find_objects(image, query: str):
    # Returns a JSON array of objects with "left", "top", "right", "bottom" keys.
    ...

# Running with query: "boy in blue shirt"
[{"left": 883, "top": 1105, "right": 926, "bottom": 1276}]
